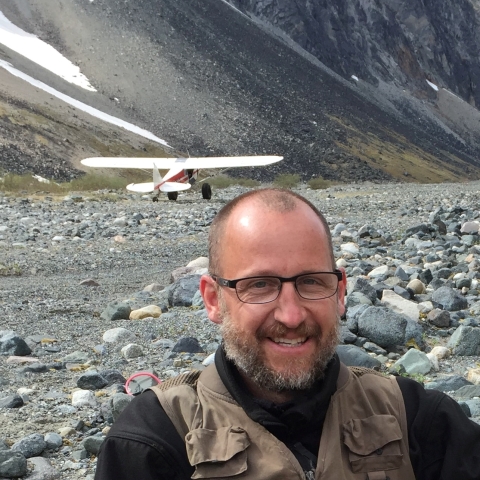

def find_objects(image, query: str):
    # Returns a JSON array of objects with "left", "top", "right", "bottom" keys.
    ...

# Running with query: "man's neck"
[{"left": 238, "top": 370, "right": 303, "bottom": 404}]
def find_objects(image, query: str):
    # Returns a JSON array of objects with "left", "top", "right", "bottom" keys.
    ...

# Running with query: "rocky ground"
[{"left": 2, "top": 181, "right": 480, "bottom": 479}]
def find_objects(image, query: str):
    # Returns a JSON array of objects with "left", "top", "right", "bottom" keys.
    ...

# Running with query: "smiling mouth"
[{"left": 271, "top": 337, "right": 307, "bottom": 347}]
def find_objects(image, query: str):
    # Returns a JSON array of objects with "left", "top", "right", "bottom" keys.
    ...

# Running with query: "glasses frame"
[{"left": 211, "top": 269, "right": 343, "bottom": 304}]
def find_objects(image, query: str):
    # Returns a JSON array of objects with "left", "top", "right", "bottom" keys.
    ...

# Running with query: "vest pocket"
[
  {"left": 186, "top": 426, "right": 250, "bottom": 478},
  {"left": 342, "top": 415, "right": 403, "bottom": 473}
]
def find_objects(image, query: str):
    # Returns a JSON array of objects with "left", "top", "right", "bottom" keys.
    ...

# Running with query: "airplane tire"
[
  {"left": 202, "top": 183, "right": 212, "bottom": 200},
  {"left": 152, "top": 196, "right": 159, "bottom": 202},
  {"left": 167, "top": 191, "right": 178, "bottom": 201}
]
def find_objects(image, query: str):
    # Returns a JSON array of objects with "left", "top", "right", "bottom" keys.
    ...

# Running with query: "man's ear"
[
  {"left": 336, "top": 267, "right": 347, "bottom": 317},
  {"left": 200, "top": 274, "right": 223, "bottom": 324}
]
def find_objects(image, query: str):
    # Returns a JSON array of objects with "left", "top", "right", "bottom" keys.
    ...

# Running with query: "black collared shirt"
[{"left": 95, "top": 348, "right": 480, "bottom": 480}]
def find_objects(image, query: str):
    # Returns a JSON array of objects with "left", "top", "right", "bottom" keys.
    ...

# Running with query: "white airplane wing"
[
  {"left": 160, "top": 182, "right": 191, "bottom": 192},
  {"left": 126, "top": 181, "right": 192, "bottom": 193},
  {"left": 126, "top": 182, "right": 155, "bottom": 193},
  {"left": 81, "top": 156, "right": 283, "bottom": 169}
]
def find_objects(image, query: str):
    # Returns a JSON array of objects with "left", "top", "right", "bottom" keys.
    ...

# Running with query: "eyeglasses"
[{"left": 211, "top": 270, "right": 343, "bottom": 304}]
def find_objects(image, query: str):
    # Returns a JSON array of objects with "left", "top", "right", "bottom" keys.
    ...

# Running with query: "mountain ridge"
[{"left": 0, "top": 0, "right": 480, "bottom": 184}]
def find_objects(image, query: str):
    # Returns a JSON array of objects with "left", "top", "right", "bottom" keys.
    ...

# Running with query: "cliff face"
[{"left": 228, "top": 0, "right": 480, "bottom": 106}]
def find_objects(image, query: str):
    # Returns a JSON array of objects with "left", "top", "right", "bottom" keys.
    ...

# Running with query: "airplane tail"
[{"left": 153, "top": 163, "right": 162, "bottom": 191}]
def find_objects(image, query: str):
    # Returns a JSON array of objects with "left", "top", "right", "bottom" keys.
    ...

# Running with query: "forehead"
[{"left": 219, "top": 199, "right": 331, "bottom": 276}]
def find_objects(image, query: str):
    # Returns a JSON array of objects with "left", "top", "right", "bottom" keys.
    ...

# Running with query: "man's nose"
[{"left": 273, "top": 281, "right": 306, "bottom": 328}]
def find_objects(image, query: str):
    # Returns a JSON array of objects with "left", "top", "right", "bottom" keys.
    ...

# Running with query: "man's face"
[{"left": 200, "top": 200, "right": 346, "bottom": 392}]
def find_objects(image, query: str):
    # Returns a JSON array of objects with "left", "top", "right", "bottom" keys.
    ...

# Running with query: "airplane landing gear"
[
  {"left": 167, "top": 191, "right": 178, "bottom": 201},
  {"left": 202, "top": 183, "right": 212, "bottom": 200},
  {"left": 152, "top": 196, "right": 159, "bottom": 202}
]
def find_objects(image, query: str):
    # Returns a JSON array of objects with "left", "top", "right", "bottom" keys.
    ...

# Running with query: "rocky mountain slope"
[{"left": 1, "top": 0, "right": 480, "bottom": 184}]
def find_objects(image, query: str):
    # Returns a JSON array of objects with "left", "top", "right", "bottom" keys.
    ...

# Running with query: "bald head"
[{"left": 208, "top": 188, "right": 335, "bottom": 275}]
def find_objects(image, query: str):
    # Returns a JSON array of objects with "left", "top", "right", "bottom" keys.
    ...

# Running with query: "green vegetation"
[
  {"left": 0, "top": 173, "right": 64, "bottom": 194},
  {"left": 0, "top": 262, "right": 21, "bottom": 276},
  {"left": 308, "top": 176, "right": 331, "bottom": 190},
  {"left": 0, "top": 172, "right": 145, "bottom": 196},
  {"left": 273, "top": 173, "right": 300, "bottom": 189},
  {"left": 68, "top": 173, "right": 128, "bottom": 191},
  {"left": 205, "top": 175, "right": 260, "bottom": 189}
]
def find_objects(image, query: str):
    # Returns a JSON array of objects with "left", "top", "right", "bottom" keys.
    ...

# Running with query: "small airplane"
[{"left": 80, "top": 155, "right": 283, "bottom": 201}]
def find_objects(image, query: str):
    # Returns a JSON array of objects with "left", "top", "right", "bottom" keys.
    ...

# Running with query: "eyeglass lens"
[{"left": 236, "top": 272, "right": 339, "bottom": 304}]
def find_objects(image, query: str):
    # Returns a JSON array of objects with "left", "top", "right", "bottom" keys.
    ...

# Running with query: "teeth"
[{"left": 273, "top": 337, "right": 306, "bottom": 346}]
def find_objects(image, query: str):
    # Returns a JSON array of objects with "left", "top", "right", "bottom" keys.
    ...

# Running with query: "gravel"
[{"left": 1, "top": 181, "right": 480, "bottom": 478}]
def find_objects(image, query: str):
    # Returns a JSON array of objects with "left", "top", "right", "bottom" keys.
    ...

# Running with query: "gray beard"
[{"left": 218, "top": 303, "right": 340, "bottom": 393}]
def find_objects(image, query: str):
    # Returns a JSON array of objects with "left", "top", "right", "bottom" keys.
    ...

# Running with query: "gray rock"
[
  {"left": 44, "top": 433, "right": 63, "bottom": 450},
  {"left": 24, "top": 456, "right": 60, "bottom": 480},
  {"left": 76, "top": 371, "right": 108, "bottom": 390},
  {"left": 172, "top": 337, "right": 204, "bottom": 353},
  {"left": 345, "top": 291, "right": 373, "bottom": 308},
  {"left": 121, "top": 343, "right": 144, "bottom": 359},
  {"left": 100, "top": 301, "right": 132, "bottom": 321},
  {"left": 427, "top": 309, "right": 451, "bottom": 328},
  {"left": 71, "top": 448, "right": 88, "bottom": 461},
  {"left": 447, "top": 326, "right": 480, "bottom": 355},
  {"left": 11, "top": 433, "right": 46, "bottom": 458},
  {"left": 0, "top": 449, "right": 27, "bottom": 477},
  {"left": 454, "top": 385, "right": 480, "bottom": 399},
  {"left": 168, "top": 274, "right": 201, "bottom": 307},
  {"left": 363, "top": 342, "right": 387, "bottom": 355},
  {"left": 99, "top": 369, "right": 127, "bottom": 387},
  {"left": 336, "top": 345, "right": 381, "bottom": 369},
  {"left": 61, "top": 351, "right": 90, "bottom": 364},
  {"left": 357, "top": 306, "right": 407, "bottom": 348},
  {"left": 395, "top": 266, "right": 410, "bottom": 281},
  {"left": 191, "top": 290, "right": 205, "bottom": 307},
  {"left": 345, "top": 304, "right": 370, "bottom": 333},
  {"left": 431, "top": 286, "right": 468, "bottom": 311},
  {"left": 392, "top": 349, "right": 432, "bottom": 375},
  {"left": 103, "top": 327, "right": 136, "bottom": 344},
  {"left": 349, "top": 276, "right": 378, "bottom": 304},
  {"left": 112, "top": 393, "right": 133, "bottom": 422},
  {"left": 17, "top": 363, "right": 48, "bottom": 374},
  {"left": 0, "top": 332, "right": 31, "bottom": 356},
  {"left": 82, "top": 436, "right": 104, "bottom": 455},
  {"left": 425, "top": 375, "right": 472, "bottom": 393},
  {"left": 404, "top": 319, "right": 425, "bottom": 349},
  {"left": 464, "top": 399, "right": 480, "bottom": 416},
  {"left": 340, "top": 325, "right": 357, "bottom": 344},
  {"left": 0, "top": 394, "right": 24, "bottom": 408}
]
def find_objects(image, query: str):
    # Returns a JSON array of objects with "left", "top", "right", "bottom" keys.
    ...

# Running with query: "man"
[{"left": 95, "top": 188, "right": 480, "bottom": 479}]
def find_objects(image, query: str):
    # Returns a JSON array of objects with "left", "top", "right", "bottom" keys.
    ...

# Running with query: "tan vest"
[{"left": 152, "top": 364, "right": 416, "bottom": 480}]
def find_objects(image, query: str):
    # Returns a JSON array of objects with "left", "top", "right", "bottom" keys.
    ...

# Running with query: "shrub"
[
  {"left": 0, "top": 173, "right": 65, "bottom": 194},
  {"left": 273, "top": 173, "right": 300, "bottom": 189},
  {"left": 0, "top": 263, "right": 21, "bottom": 276},
  {"left": 68, "top": 173, "right": 128, "bottom": 191},
  {"left": 206, "top": 176, "right": 260, "bottom": 189},
  {"left": 308, "top": 176, "right": 331, "bottom": 190}
]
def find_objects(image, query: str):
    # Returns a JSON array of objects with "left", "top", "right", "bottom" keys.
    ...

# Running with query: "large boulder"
[{"left": 357, "top": 307, "right": 407, "bottom": 349}]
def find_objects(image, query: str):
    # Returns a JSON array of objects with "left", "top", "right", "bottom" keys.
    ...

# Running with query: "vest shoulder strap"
[
  {"left": 150, "top": 370, "right": 202, "bottom": 439},
  {"left": 154, "top": 369, "right": 201, "bottom": 391},
  {"left": 348, "top": 366, "right": 386, "bottom": 378}
]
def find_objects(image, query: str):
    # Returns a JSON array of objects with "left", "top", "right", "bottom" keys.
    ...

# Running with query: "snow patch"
[
  {"left": 351, "top": 75, "right": 359, "bottom": 82},
  {"left": 426, "top": 79, "right": 438, "bottom": 91},
  {"left": 0, "top": 60, "right": 171, "bottom": 148},
  {"left": 0, "top": 11, "right": 96, "bottom": 91}
]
